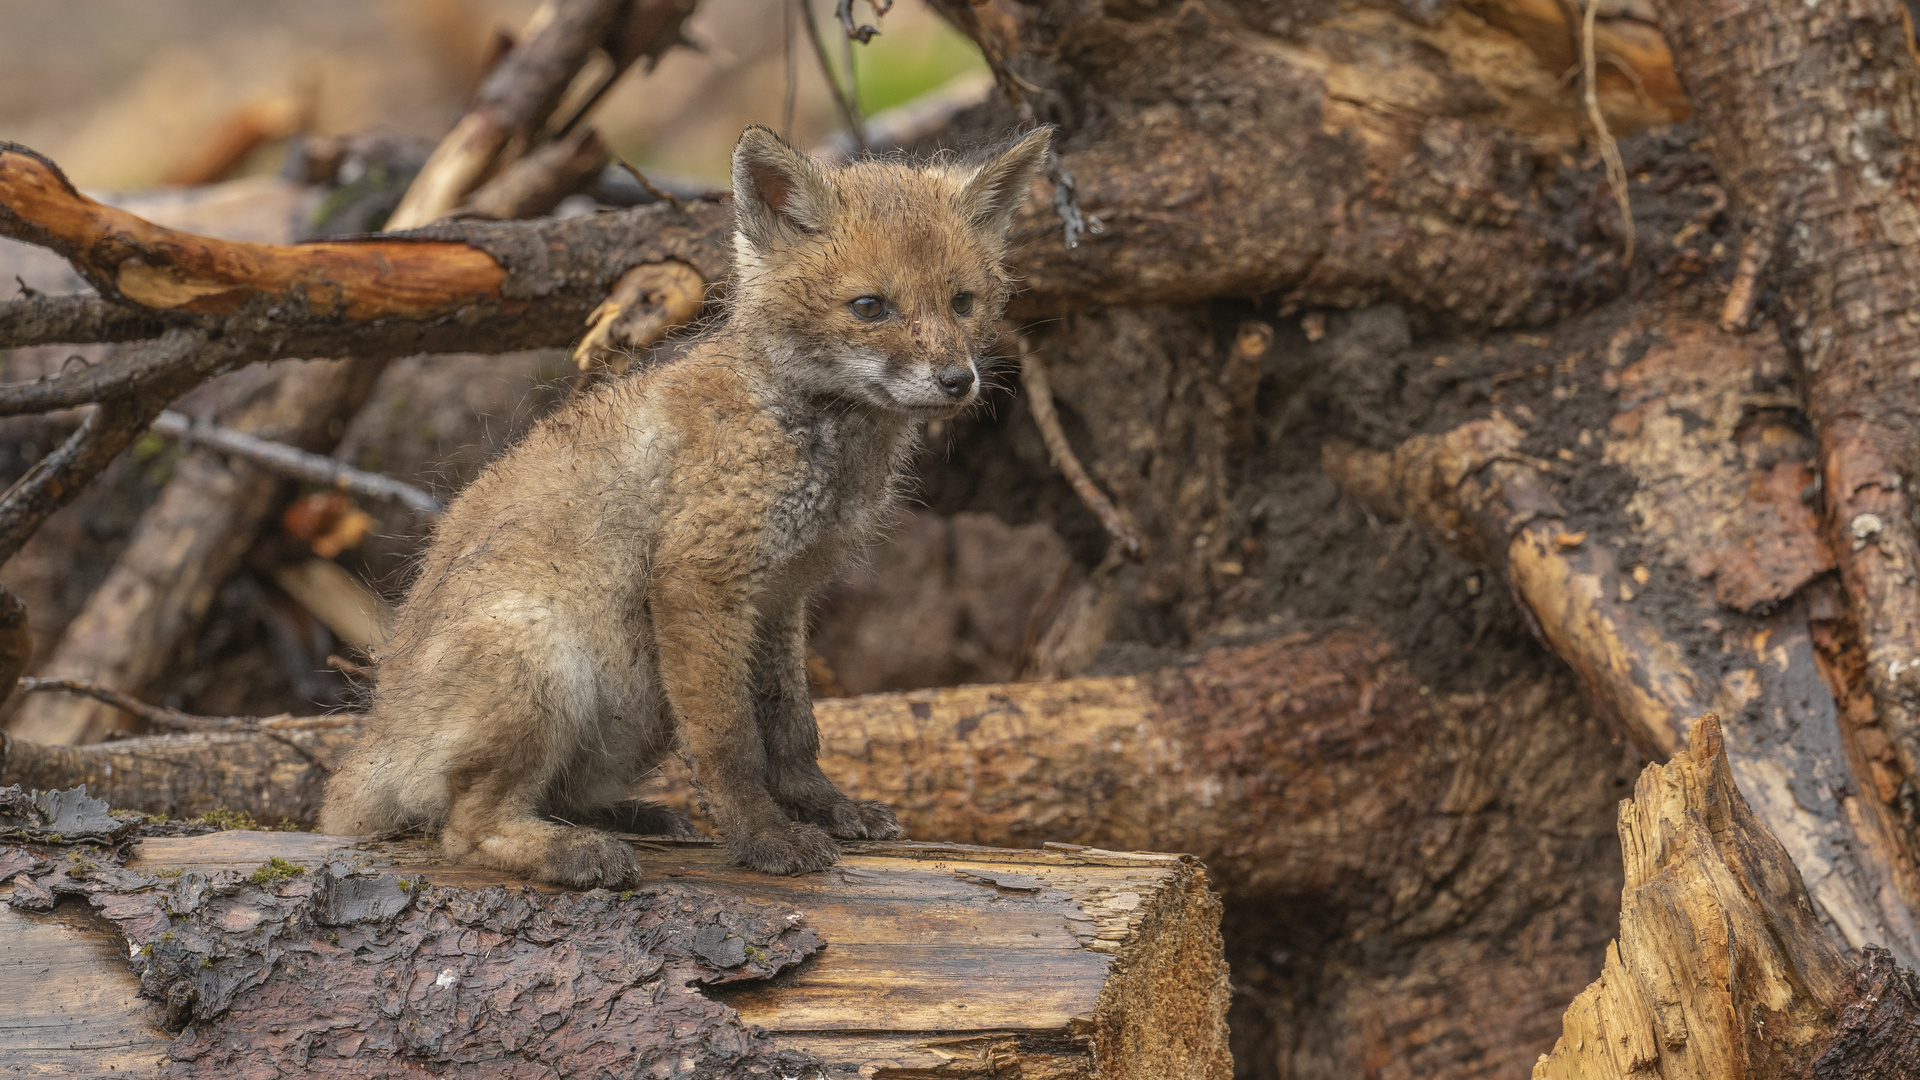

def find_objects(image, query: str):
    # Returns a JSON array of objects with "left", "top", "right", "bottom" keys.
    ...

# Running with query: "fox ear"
[
  {"left": 732, "top": 126, "right": 836, "bottom": 252},
  {"left": 957, "top": 127, "right": 1052, "bottom": 238}
]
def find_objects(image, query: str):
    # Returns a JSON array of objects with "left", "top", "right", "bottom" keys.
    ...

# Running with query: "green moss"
[
  {"left": 199, "top": 956, "right": 213, "bottom": 969},
  {"left": 200, "top": 808, "right": 259, "bottom": 831},
  {"left": 155, "top": 868, "right": 184, "bottom": 879},
  {"left": 247, "top": 856, "right": 304, "bottom": 886}
]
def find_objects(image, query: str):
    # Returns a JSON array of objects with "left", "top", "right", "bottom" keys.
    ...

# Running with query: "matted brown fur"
[{"left": 318, "top": 126, "right": 1052, "bottom": 886}]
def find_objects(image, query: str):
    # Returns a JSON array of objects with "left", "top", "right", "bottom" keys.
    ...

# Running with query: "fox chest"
[{"left": 757, "top": 424, "right": 904, "bottom": 578}]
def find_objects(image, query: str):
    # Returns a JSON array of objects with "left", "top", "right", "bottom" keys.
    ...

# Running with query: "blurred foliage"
[{"left": 854, "top": 18, "right": 984, "bottom": 114}]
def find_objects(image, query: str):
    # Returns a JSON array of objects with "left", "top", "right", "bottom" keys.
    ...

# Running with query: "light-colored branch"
[{"left": 151, "top": 410, "right": 442, "bottom": 517}]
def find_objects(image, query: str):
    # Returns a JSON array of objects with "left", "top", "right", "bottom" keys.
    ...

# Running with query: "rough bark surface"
[{"left": 1657, "top": 0, "right": 1920, "bottom": 884}]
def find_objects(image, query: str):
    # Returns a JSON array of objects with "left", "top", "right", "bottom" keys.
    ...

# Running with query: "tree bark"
[{"left": 1656, "top": 0, "right": 1920, "bottom": 911}]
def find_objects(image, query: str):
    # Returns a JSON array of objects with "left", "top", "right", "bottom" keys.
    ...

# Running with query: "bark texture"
[{"left": 1657, "top": 0, "right": 1920, "bottom": 898}]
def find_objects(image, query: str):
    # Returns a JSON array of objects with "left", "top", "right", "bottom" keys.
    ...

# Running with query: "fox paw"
[
  {"left": 819, "top": 798, "right": 902, "bottom": 841},
  {"left": 544, "top": 831, "right": 642, "bottom": 889},
  {"left": 729, "top": 821, "right": 840, "bottom": 876}
]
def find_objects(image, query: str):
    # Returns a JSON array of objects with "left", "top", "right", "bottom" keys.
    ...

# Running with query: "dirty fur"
[{"left": 319, "top": 126, "right": 1052, "bottom": 887}]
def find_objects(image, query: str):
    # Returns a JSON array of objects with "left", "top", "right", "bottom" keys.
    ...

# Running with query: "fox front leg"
[
  {"left": 753, "top": 599, "right": 902, "bottom": 841},
  {"left": 653, "top": 574, "right": 841, "bottom": 874}
]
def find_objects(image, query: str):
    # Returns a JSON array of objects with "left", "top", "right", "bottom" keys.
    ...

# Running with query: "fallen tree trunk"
[
  {"left": 0, "top": 827, "right": 1229, "bottom": 1079},
  {"left": 1658, "top": 0, "right": 1920, "bottom": 902}
]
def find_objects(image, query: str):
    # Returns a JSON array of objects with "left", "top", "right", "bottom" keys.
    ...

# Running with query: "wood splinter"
[{"left": 1719, "top": 228, "right": 1764, "bottom": 332}]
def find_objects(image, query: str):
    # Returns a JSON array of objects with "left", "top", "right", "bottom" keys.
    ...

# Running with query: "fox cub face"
[{"left": 729, "top": 125, "right": 1052, "bottom": 416}]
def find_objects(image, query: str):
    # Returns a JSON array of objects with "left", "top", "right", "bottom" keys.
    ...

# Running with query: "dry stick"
[
  {"left": 0, "top": 337, "right": 213, "bottom": 564},
  {"left": 0, "top": 327, "right": 236, "bottom": 418},
  {"left": 388, "top": 0, "right": 635, "bottom": 229},
  {"left": 799, "top": 0, "right": 868, "bottom": 155},
  {"left": 1581, "top": 0, "right": 1635, "bottom": 265},
  {"left": 1015, "top": 336, "right": 1145, "bottom": 561},
  {"left": 13, "top": 677, "right": 348, "bottom": 769},
  {"left": 150, "top": 410, "right": 443, "bottom": 517}
]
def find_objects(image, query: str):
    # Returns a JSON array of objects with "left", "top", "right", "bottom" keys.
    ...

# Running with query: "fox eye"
[
  {"left": 951, "top": 292, "right": 975, "bottom": 316},
  {"left": 849, "top": 296, "right": 886, "bottom": 321}
]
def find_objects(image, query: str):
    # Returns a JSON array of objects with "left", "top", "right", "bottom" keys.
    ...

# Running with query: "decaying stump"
[
  {"left": 1535, "top": 715, "right": 1920, "bottom": 1080},
  {"left": 0, "top": 824, "right": 1230, "bottom": 1079}
]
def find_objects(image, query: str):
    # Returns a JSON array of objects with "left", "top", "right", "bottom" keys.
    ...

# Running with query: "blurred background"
[{"left": 0, "top": 0, "right": 985, "bottom": 191}]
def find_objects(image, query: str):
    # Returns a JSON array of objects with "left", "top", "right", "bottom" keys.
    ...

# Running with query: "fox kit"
[{"left": 318, "top": 126, "right": 1052, "bottom": 887}]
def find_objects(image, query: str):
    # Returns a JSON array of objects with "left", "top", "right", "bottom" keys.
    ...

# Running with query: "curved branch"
[{"left": 0, "top": 144, "right": 510, "bottom": 318}]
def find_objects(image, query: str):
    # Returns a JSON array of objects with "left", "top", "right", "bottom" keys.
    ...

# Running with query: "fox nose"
[{"left": 936, "top": 364, "right": 976, "bottom": 398}]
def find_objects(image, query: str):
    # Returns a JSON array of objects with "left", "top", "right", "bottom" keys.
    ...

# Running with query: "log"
[
  {"left": 1657, "top": 0, "right": 1920, "bottom": 889},
  {"left": 1320, "top": 310, "right": 1920, "bottom": 970},
  {"left": 1534, "top": 715, "right": 1920, "bottom": 1080},
  {"left": 0, "top": 630, "right": 1643, "bottom": 1078},
  {"left": 0, "top": 828, "right": 1231, "bottom": 1078}
]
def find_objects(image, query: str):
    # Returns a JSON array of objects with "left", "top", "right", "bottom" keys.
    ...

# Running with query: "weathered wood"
[
  {"left": 0, "top": 830, "right": 1230, "bottom": 1078},
  {"left": 1534, "top": 715, "right": 1919, "bottom": 1080}
]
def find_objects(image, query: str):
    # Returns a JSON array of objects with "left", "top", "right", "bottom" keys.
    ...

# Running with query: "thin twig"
[
  {"left": 612, "top": 156, "right": 682, "bottom": 211},
  {"left": 799, "top": 0, "right": 867, "bottom": 155},
  {"left": 835, "top": 0, "right": 887, "bottom": 42},
  {"left": 13, "top": 677, "right": 350, "bottom": 766},
  {"left": 1014, "top": 334, "right": 1144, "bottom": 561},
  {"left": 20, "top": 678, "right": 361, "bottom": 733},
  {"left": 151, "top": 410, "right": 443, "bottom": 517},
  {"left": 1581, "top": 0, "right": 1634, "bottom": 266}
]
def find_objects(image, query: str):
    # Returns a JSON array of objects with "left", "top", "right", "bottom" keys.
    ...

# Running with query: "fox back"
[{"left": 317, "top": 126, "right": 1053, "bottom": 888}]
